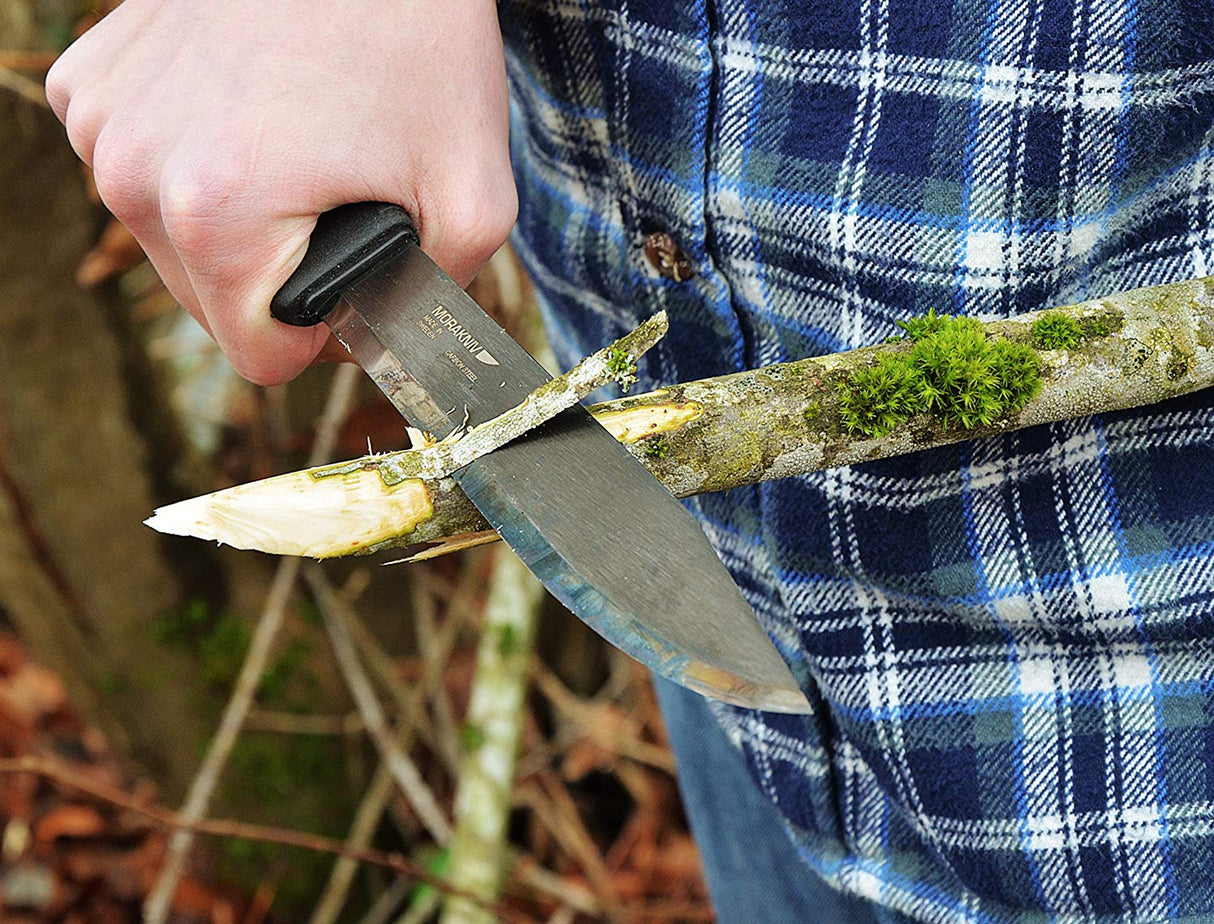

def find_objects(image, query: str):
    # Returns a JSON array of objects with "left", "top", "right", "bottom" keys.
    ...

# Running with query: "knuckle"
[
  {"left": 222, "top": 327, "right": 323, "bottom": 387},
  {"left": 159, "top": 163, "right": 242, "bottom": 264},
  {"left": 62, "top": 93, "right": 104, "bottom": 165},
  {"left": 43, "top": 60, "right": 72, "bottom": 121},
  {"left": 442, "top": 185, "right": 518, "bottom": 264},
  {"left": 91, "top": 132, "right": 155, "bottom": 226}
]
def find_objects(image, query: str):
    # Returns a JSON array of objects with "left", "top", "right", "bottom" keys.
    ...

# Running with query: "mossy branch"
[{"left": 147, "top": 277, "right": 1214, "bottom": 559}]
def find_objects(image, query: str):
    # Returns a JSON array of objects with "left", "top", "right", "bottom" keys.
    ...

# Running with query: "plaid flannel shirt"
[{"left": 498, "top": 0, "right": 1214, "bottom": 918}]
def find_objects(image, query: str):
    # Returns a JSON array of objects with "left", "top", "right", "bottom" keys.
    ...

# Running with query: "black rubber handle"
[{"left": 270, "top": 202, "right": 419, "bottom": 327}]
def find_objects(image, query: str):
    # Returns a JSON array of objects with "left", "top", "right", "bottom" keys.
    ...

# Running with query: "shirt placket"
[{"left": 595, "top": 0, "right": 750, "bottom": 388}]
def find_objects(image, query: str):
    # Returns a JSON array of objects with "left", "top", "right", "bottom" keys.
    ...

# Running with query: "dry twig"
[
  {"left": 515, "top": 773, "right": 621, "bottom": 916},
  {"left": 0, "top": 50, "right": 58, "bottom": 71},
  {"left": 0, "top": 755, "right": 521, "bottom": 920},
  {"left": 310, "top": 762, "right": 397, "bottom": 924},
  {"left": 0, "top": 67, "right": 50, "bottom": 107},
  {"left": 243, "top": 708, "right": 364, "bottom": 737},
  {"left": 306, "top": 565, "right": 453, "bottom": 844},
  {"left": 532, "top": 664, "right": 676, "bottom": 774}
]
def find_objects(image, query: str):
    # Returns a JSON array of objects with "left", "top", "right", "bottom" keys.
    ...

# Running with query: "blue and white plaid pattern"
[{"left": 499, "top": 0, "right": 1214, "bottom": 918}]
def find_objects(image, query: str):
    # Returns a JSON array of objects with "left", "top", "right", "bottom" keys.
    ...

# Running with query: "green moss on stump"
[{"left": 838, "top": 313, "right": 1042, "bottom": 438}]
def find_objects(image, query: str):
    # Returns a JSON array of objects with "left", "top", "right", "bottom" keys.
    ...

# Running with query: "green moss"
[
  {"left": 897, "top": 307, "right": 949, "bottom": 341},
  {"left": 218, "top": 734, "right": 354, "bottom": 912},
  {"left": 642, "top": 435, "right": 670, "bottom": 459},
  {"left": 838, "top": 313, "right": 1041, "bottom": 438},
  {"left": 837, "top": 352, "right": 924, "bottom": 438},
  {"left": 1082, "top": 310, "right": 1123, "bottom": 339},
  {"left": 401, "top": 849, "right": 452, "bottom": 917},
  {"left": 494, "top": 623, "right": 520, "bottom": 658},
  {"left": 459, "top": 722, "right": 486, "bottom": 752},
  {"left": 156, "top": 599, "right": 316, "bottom": 706},
  {"left": 153, "top": 597, "right": 211, "bottom": 645},
  {"left": 258, "top": 640, "right": 314, "bottom": 704},
  {"left": 198, "top": 615, "right": 253, "bottom": 690},
  {"left": 1031, "top": 312, "right": 1083, "bottom": 350},
  {"left": 157, "top": 601, "right": 354, "bottom": 914},
  {"left": 605, "top": 346, "right": 638, "bottom": 393},
  {"left": 803, "top": 401, "right": 820, "bottom": 422}
]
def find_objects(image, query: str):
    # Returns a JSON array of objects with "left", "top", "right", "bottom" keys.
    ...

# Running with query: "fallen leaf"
[
  {"left": 0, "top": 634, "right": 27, "bottom": 678},
  {"left": 34, "top": 804, "right": 105, "bottom": 848},
  {"left": 76, "top": 219, "right": 145, "bottom": 288}
]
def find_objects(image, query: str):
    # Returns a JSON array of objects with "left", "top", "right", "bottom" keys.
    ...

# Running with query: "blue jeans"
[{"left": 656, "top": 679, "right": 885, "bottom": 923}]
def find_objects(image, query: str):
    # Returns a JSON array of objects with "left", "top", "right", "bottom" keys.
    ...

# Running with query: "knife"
[{"left": 270, "top": 202, "right": 809, "bottom": 713}]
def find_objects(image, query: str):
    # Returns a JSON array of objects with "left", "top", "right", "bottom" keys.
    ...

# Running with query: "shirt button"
[{"left": 643, "top": 231, "right": 695, "bottom": 282}]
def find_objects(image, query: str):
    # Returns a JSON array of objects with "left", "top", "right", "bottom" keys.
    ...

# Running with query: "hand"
[{"left": 46, "top": 0, "right": 516, "bottom": 385}]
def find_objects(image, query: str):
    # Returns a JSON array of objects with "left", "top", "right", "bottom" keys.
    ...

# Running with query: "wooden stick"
[
  {"left": 0, "top": 51, "right": 59, "bottom": 71},
  {"left": 310, "top": 762, "right": 397, "bottom": 924},
  {"left": 306, "top": 565, "right": 452, "bottom": 844},
  {"left": 147, "top": 278, "right": 1214, "bottom": 559},
  {"left": 145, "top": 313, "right": 667, "bottom": 556},
  {"left": 0, "top": 67, "right": 50, "bottom": 107}
]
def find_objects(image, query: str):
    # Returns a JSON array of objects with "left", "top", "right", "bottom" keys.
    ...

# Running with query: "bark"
[
  {"left": 0, "top": 88, "right": 211, "bottom": 798},
  {"left": 147, "top": 276, "right": 1214, "bottom": 560}
]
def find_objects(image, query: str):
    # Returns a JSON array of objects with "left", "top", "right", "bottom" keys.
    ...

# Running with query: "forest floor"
[{"left": 0, "top": 591, "right": 713, "bottom": 922}]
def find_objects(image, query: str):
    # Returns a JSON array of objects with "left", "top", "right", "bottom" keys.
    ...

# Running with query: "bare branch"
[
  {"left": 147, "top": 277, "right": 1214, "bottom": 559},
  {"left": 305, "top": 564, "right": 453, "bottom": 845}
]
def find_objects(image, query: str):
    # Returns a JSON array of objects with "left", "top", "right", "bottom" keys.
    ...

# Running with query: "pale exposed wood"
[{"left": 147, "top": 312, "right": 668, "bottom": 556}]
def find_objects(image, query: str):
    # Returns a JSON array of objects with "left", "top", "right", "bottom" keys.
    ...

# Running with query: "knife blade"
[{"left": 271, "top": 203, "right": 808, "bottom": 713}]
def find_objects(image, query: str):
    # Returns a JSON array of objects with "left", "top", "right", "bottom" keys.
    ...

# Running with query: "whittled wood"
[{"left": 147, "top": 278, "right": 1214, "bottom": 559}]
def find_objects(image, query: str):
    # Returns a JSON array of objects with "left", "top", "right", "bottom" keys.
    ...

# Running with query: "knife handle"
[{"left": 271, "top": 202, "right": 419, "bottom": 327}]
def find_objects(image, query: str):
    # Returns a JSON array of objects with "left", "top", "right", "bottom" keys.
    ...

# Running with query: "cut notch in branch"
[{"left": 144, "top": 312, "right": 667, "bottom": 558}]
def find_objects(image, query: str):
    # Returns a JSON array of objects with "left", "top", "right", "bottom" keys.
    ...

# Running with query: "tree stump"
[{"left": 0, "top": 87, "right": 212, "bottom": 800}]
